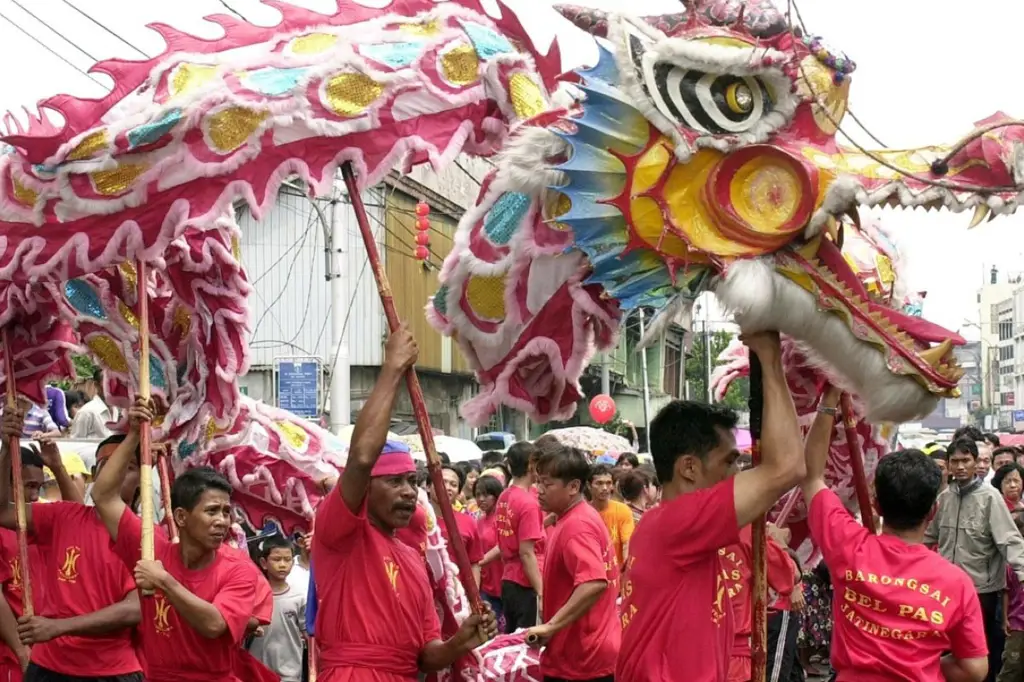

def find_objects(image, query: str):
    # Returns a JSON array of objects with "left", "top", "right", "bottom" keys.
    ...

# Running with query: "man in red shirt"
[
  {"left": 0, "top": 411, "right": 143, "bottom": 682},
  {"left": 311, "top": 324, "right": 496, "bottom": 681},
  {"left": 495, "top": 442, "right": 545, "bottom": 633},
  {"left": 91, "top": 398, "right": 259, "bottom": 682},
  {"left": 616, "top": 332, "right": 805, "bottom": 682},
  {"left": 529, "top": 445, "right": 618, "bottom": 682},
  {"left": 802, "top": 386, "right": 988, "bottom": 682},
  {"left": 721, "top": 524, "right": 796, "bottom": 682},
  {"left": 431, "top": 465, "right": 483, "bottom": 585}
]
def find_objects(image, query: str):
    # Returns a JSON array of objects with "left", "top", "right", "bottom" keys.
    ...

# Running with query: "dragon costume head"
[{"left": 430, "top": 0, "right": 1021, "bottom": 426}]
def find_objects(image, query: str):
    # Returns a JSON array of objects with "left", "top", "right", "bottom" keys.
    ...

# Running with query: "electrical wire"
[
  {"left": 0, "top": 8, "right": 106, "bottom": 88},
  {"left": 250, "top": 208, "right": 315, "bottom": 339},
  {"left": 7, "top": 0, "right": 98, "bottom": 62},
  {"left": 59, "top": 0, "right": 149, "bottom": 58},
  {"left": 453, "top": 158, "right": 482, "bottom": 187},
  {"left": 217, "top": 0, "right": 249, "bottom": 22}
]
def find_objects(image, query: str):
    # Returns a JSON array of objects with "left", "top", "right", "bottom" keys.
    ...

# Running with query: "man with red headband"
[{"left": 313, "top": 324, "right": 496, "bottom": 681}]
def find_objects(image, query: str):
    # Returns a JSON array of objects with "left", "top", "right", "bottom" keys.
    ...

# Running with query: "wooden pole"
[
  {"left": 773, "top": 488, "right": 800, "bottom": 529},
  {"left": 1, "top": 329, "right": 32, "bottom": 616},
  {"left": 340, "top": 163, "right": 485, "bottom": 614},
  {"left": 840, "top": 392, "right": 876, "bottom": 531},
  {"left": 156, "top": 444, "right": 177, "bottom": 542},
  {"left": 136, "top": 260, "right": 155, "bottom": 594},
  {"left": 748, "top": 354, "right": 767, "bottom": 682}
]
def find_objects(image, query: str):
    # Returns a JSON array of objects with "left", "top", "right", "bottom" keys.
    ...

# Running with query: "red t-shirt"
[
  {"left": 29, "top": 502, "right": 141, "bottom": 676},
  {"left": 477, "top": 512, "right": 502, "bottom": 597},
  {"left": 720, "top": 525, "right": 795, "bottom": 660},
  {"left": 439, "top": 510, "right": 484, "bottom": 569},
  {"left": 0, "top": 528, "right": 44, "bottom": 670},
  {"left": 495, "top": 485, "right": 545, "bottom": 588},
  {"left": 541, "top": 502, "right": 620, "bottom": 679},
  {"left": 112, "top": 508, "right": 257, "bottom": 682},
  {"left": 312, "top": 490, "right": 441, "bottom": 682},
  {"left": 394, "top": 505, "right": 428, "bottom": 558},
  {"left": 617, "top": 479, "right": 740, "bottom": 682},
  {"left": 809, "top": 488, "right": 988, "bottom": 681}
]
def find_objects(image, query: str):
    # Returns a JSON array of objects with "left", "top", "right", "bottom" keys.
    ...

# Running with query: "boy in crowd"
[
  {"left": 91, "top": 398, "right": 259, "bottom": 682},
  {"left": 311, "top": 324, "right": 496, "bottom": 681},
  {"left": 495, "top": 442, "right": 545, "bottom": 632},
  {"left": 0, "top": 408, "right": 142, "bottom": 682},
  {"left": 617, "top": 332, "right": 805, "bottom": 682},
  {"left": 249, "top": 535, "right": 307, "bottom": 682},
  {"left": 588, "top": 464, "right": 633, "bottom": 570},
  {"left": 805, "top": 387, "right": 988, "bottom": 682},
  {"left": 529, "top": 446, "right": 618, "bottom": 682}
]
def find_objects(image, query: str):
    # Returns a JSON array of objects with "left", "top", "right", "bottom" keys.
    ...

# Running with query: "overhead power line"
[
  {"left": 59, "top": 0, "right": 149, "bottom": 58},
  {"left": 7, "top": 0, "right": 98, "bottom": 62},
  {"left": 0, "top": 8, "right": 106, "bottom": 88},
  {"left": 217, "top": 0, "right": 249, "bottom": 22}
]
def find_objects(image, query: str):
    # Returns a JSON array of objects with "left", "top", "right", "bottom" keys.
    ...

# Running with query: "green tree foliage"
[
  {"left": 71, "top": 355, "right": 98, "bottom": 382},
  {"left": 686, "top": 329, "right": 749, "bottom": 410}
]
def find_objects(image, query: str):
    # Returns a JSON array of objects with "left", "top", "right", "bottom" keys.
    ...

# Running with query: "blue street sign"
[
  {"left": 277, "top": 360, "right": 320, "bottom": 418},
  {"left": 1014, "top": 410, "right": 1024, "bottom": 422}
]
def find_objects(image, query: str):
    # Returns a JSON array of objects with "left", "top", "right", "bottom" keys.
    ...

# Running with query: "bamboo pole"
[
  {"left": 136, "top": 260, "right": 155, "bottom": 594},
  {"left": 2, "top": 329, "right": 32, "bottom": 616},
  {"left": 340, "top": 163, "right": 485, "bottom": 616},
  {"left": 748, "top": 355, "right": 767, "bottom": 682},
  {"left": 156, "top": 444, "right": 177, "bottom": 542},
  {"left": 840, "top": 392, "right": 876, "bottom": 531}
]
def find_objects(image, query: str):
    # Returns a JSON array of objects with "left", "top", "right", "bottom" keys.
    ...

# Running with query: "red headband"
[{"left": 369, "top": 451, "right": 416, "bottom": 477}]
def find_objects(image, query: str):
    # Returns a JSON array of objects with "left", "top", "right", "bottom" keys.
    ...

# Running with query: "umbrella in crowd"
[{"left": 542, "top": 427, "right": 635, "bottom": 457}]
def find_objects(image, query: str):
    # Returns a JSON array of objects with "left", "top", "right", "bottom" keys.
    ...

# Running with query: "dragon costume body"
[{"left": 0, "top": 1, "right": 1017, "bottom": 679}]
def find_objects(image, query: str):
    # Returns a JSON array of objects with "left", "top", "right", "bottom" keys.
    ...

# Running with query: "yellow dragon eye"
[{"left": 725, "top": 82, "right": 754, "bottom": 115}]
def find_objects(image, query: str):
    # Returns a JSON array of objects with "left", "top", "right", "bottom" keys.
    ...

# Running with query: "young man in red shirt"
[
  {"left": 529, "top": 445, "right": 619, "bottom": 682},
  {"left": 0, "top": 410, "right": 143, "bottom": 682},
  {"left": 802, "top": 387, "right": 988, "bottom": 682},
  {"left": 616, "top": 332, "right": 805, "bottom": 682},
  {"left": 91, "top": 399, "right": 259, "bottom": 682},
  {"left": 311, "top": 324, "right": 496, "bottom": 681},
  {"left": 494, "top": 442, "right": 545, "bottom": 633}
]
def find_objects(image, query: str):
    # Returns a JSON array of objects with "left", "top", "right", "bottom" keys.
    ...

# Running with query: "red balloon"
[
  {"left": 414, "top": 245, "right": 430, "bottom": 260},
  {"left": 414, "top": 231, "right": 430, "bottom": 245},
  {"left": 589, "top": 394, "right": 616, "bottom": 424},
  {"left": 415, "top": 202, "right": 430, "bottom": 217},
  {"left": 416, "top": 216, "right": 431, "bottom": 231}
]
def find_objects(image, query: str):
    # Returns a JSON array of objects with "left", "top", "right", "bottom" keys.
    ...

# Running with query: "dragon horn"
[{"left": 554, "top": 4, "right": 610, "bottom": 38}]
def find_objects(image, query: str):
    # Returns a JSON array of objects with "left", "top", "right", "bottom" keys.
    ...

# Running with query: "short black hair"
[
  {"left": 650, "top": 401, "right": 739, "bottom": 484},
  {"left": 415, "top": 463, "right": 429, "bottom": 487},
  {"left": 473, "top": 474, "right": 503, "bottom": 499},
  {"left": 481, "top": 451, "right": 503, "bottom": 468},
  {"left": 952, "top": 426, "right": 984, "bottom": 443},
  {"left": 96, "top": 433, "right": 141, "bottom": 466},
  {"left": 992, "top": 462, "right": 1024, "bottom": 493},
  {"left": 589, "top": 463, "right": 613, "bottom": 482},
  {"left": 170, "top": 466, "right": 232, "bottom": 511},
  {"left": 874, "top": 450, "right": 942, "bottom": 531},
  {"left": 948, "top": 438, "right": 979, "bottom": 460},
  {"left": 19, "top": 446, "right": 42, "bottom": 470},
  {"left": 438, "top": 452, "right": 451, "bottom": 465},
  {"left": 984, "top": 433, "right": 1001, "bottom": 448},
  {"left": 533, "top": 434, "right": 562, "bottom": 459},
  {"left": 64, "top": 390, "right": 87, "bottom": 411},
  {"left": 258, "top": 533, "right": 293, "bottom": 560},
  {"left": 928, "top": 448, "right": 947, "bottom": 463},
  {"left": 619, "top": 469, "right": 647, "bottom": 502},
  {"left": 993, "top": 446, "right": 1017, "bottom": 463},
  {"left": 506, "top": 442, "right": 537, "bottom": 478},
  {"left": 536, "top": 447, "right": 590, "bottom": 488},
  {"left": 616, "top": 453, "right": 640, "bottom": 468},
  {"left": 441, "top": 463, "right": 465, "bottom": 490}
]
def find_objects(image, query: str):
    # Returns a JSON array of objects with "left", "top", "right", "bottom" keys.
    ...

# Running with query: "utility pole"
[
  {"left": 328, "top": 186, "right": 351, "bottom": 433},
  {"left": 704, "top": 317, "right": 713, "bottom": 404},
  {"left": 639, "top": 309, "right": 652, "bottom": 452}
]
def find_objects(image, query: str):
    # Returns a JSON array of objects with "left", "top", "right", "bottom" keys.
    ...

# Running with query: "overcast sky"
[{"left": 1, "top": 0, "right": 1021, "bottom": 338}]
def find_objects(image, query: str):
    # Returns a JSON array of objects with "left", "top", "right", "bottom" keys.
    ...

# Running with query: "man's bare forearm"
[{"left": 758, "top": 349, "right": 803, "bottom": 480}]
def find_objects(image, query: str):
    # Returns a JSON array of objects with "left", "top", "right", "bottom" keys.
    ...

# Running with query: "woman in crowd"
[
  {"left": 994, "top": 462, "right": 1024, "bottom": 513},
  {"left": 618, "top": 469, "right": 649, "bottom": 524},
  {"left": 474, "top": 474, "right": 506, "bottom": 627}
]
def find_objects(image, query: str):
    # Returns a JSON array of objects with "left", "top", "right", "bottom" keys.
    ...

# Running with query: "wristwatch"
[{"left": 817, "top": 405, "right": 838, "bottom": 416}]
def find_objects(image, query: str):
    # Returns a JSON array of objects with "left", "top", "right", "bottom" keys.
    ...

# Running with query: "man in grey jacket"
[{"left": 926, "top": 437, "right": 1024, "bottom": 682}]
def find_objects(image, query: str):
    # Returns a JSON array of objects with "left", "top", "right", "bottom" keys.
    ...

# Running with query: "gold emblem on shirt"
[
  {"left": 154, "top": 593, "right": 174, "bottom": 635},
  {"left": 58, "top": 546, "right": 82, "bottom": 583},
  {"left": 9, "top": 557, "right": 21, "bottom": 590},
  {"left": 384, "top": 557, "right": 400, "bottom": 594}
]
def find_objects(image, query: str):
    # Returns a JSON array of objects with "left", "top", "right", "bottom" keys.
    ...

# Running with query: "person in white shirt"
[
  {"left": 70, "top": 371, "right": 112, "bottom": 440},
  {"left": 286, "top": 532, "right": 310, "bottom": 593}
]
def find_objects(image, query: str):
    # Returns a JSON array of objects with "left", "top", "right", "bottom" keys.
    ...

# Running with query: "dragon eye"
[{"left": 647, "top": 64, "right": 772, "bottom": 135}]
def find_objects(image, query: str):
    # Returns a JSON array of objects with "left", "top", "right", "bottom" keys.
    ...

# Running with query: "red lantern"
[
  {"left": 589, "top": 394, "right": 615, "bottom": 424},
  {"left": 415, "top": 202, "right": 430, "bottom": 217},
  {"left": 416, "top": 216, "right": 430, "bottom": 231},
  {"left": 415, "top": 231, "right": 430, "bottom": 246},
  {"left": 415, "top": 245, "right": 430, "bottom": 260}
]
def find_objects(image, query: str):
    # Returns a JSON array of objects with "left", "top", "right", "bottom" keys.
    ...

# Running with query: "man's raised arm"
[
  {"left": 91, "top": 398, "right": 151, "bottom": 540},
  {"left": 732, "top": 332, "right": 806, "bottom": 528},
  {"left": 800, "top": 386, "right": 841, "bottom": 503},
  {"left": 338, "top": 323, "right": 418, "bottom": 513}
]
